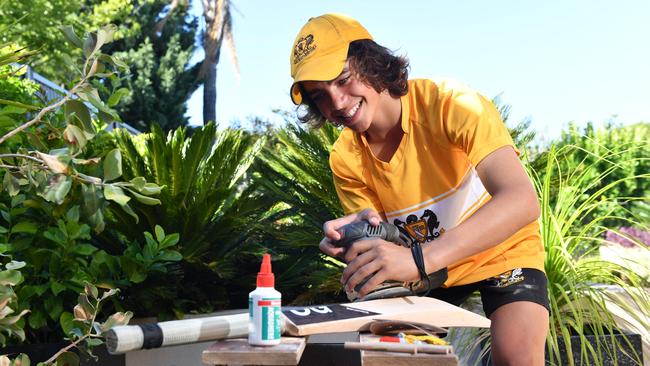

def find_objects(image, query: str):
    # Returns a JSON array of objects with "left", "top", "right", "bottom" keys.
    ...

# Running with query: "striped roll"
[{"left": 104, "top": 312, "right": 250, "bottom": 354}]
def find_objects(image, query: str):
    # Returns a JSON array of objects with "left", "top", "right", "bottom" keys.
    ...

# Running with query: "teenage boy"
[{"left": 289, "top": 13, "right": 549, "bottom": 365}]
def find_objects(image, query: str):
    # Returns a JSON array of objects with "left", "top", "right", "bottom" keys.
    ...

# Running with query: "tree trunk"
[
  {"left": 203, "top": 59, "right": 217, "bottom": 126},
  {"left": 199, "top": 0, "right": 237, "bottom": 125},
  {"left": 202, "top": 55, "right": 218, "bottom": 124}
]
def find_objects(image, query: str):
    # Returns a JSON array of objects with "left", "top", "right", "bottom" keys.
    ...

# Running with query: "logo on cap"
[{"left": 293, "top": 34, "right": 316, "bottom": 65}]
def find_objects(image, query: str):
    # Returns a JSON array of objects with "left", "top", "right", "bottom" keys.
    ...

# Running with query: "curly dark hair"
[{"left": 297, "top": 39, "right": 410, "bottom": 128}]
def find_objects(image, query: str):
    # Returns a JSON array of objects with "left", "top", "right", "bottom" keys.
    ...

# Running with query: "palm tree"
[{"left": 198, "top": 0, "right": 239, "bottom": 124}]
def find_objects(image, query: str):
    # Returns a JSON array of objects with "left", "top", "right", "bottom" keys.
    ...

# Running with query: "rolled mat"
[{"left": 104, "top": 312, "right": 249, "bottom": 354}]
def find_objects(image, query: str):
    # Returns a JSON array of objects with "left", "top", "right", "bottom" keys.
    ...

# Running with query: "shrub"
[{"left": 0, "top": 26, "right": 165, "bottom": 344}]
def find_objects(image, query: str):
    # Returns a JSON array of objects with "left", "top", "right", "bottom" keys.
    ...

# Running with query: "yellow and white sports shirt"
[{"left": 329, "top": 78, "right": 544, "bottom": 286}]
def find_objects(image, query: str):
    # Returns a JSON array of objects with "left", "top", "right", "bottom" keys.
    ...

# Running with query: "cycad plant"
[
  {"left": 531, "top": 141, "right": 649, "bottom": 365},
  {"left": 105, "top": 122, "right": 269, "bottom": 314},
  {"left": 255, "top": 121, "right": 347, "bottom": 304}
]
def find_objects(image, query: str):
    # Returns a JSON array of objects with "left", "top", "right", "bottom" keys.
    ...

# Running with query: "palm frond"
[
  {"left": 104, "top": 122, "right": 269, "bottom": 311},
  {"left": 254, "top": 122, "right": 346, "bottom": 303}
]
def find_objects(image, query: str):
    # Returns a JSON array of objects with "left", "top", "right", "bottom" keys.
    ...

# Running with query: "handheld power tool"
[{"left": 333, "top": 220, "right": 448, "bottom": 302}]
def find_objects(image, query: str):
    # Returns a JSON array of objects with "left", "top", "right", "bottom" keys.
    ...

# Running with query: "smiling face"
[{"left": 300, "top": 61, "right": 382, "bottom": 133}]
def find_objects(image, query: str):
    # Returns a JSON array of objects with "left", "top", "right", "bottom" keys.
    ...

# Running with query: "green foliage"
[
  {"left": 0, "top": 65, "right": 39, "bottom": 106},
  {"left": 82, "top": 0, "right": 141, "bottom": 40},
  {"left": 7, "top": 202, "right": 100, "bottom": 333},
  {"left": 552, "top": 122, "right": 649, "bottom": 228},
  {"left": 0, "top": 38, "right": 37, "bottom": 68},
  {"left": 100, "top": 1, "right": 200, "bottom": 131},
  {"left": 0, "top": 259, "right": 29, "bottom": 346},
  {"left": 119, "top": 225, "right": 182, "bottom": 284},
  {"left": 524, "top": 122, "right": 650, "bottom": 258},
  {"left": 107, "top": 122, "right": 269, "bottom": 314},
  {"left": 0, "top": 24, "right": 160, "bottom": 233},
  {"left": 0, "top": 77, "right": 37, "bottom": 153},
  {"left": 0, "top": 0, "right": 200, "bottom": 131},
  {"left": 0, "top": 25, "right": 170, "bottom": 344},
  {"left": 0, "top": 195, "right": 179, "bottom": 343},
  {"left": 0, "top": 353, "right": 29, "bottom": 366},
  {"left": 529, "top": 142, "right": 649, "bottom": 365},
  {"left": 0, "top": 44, "right": 39, "bottom": 140},
  {"left": 0, "top": 0, "right": 85, "bottom": 82},
  {"left": 57, "top": 283, "right": 132, "bottom": 365},
  {"left": 0, "top": 282, "right": 132, "bottom": 366},
  {"left": 493, "top": 94, "right": 537, "bottom": 151}
]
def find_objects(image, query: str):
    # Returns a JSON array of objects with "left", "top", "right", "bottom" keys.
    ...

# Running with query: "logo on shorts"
[
  {"left": 293, "top": 34, "right": 316, "bottom": 64},
  {"left": 489, "top": 268, "right": 525, "bottom": 288},
  {"left": 393, "top": 209, "right": 445, "bottom": 245}
]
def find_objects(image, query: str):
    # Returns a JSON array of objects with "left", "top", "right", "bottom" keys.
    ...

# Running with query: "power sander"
[{"left": 333, "top": 220, "right": 448, "bottom": 302}]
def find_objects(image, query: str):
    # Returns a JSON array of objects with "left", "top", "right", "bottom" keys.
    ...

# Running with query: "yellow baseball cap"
[{"left": 289, "top": 14, "right": 373, "bottom": 105}]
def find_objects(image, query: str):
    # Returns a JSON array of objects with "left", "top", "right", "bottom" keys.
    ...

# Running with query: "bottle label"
[{"left": 258, "top": 298, "right": 281, "bottom": 340}]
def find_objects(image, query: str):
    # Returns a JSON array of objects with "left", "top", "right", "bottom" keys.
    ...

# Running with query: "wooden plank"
[
  {"left": 359, "top": 334, "right": 458, "bottom": 366},
  {"left": 282, "top": 296, "right": 489, "bottom": 336},
  {"left": 202, "top": 337, "right": 306, "bottom": 365}
]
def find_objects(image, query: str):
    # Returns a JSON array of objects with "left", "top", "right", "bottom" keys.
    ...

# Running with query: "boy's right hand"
[{"left": 319, "top": 208, "right": 382, "bottom": 258}]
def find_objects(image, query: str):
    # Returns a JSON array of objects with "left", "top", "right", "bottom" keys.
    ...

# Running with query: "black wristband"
[{"left": 410, "top": 243, "right": 432, "bottom": 297}]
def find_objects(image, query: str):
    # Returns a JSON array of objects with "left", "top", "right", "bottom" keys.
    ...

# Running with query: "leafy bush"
[
  {"left": 0, "top": 282, "right": 132, "bottom": 366},
  {"left": 47, "top": 283, "right": 132, "bottom": 365},
  {"left": 1, "top": 195, "right": 179, "bottom": 341},
  {"left": 0, "top": 64, "right": 39, "bottom": 106},
  {"left": 0, "top": 26, "right": 169, "bottom": 344},
  {"left": 0, "top": 260, "right": 29, "bottom": 346}
]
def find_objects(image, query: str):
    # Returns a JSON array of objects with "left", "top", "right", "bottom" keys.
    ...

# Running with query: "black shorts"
[{"left": 427, "top": 268, "right": 550, "bottom": 318}]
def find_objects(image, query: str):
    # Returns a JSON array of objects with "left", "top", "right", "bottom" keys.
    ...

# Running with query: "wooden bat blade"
[{"left": 281, "top": 296, "right": 490, "bottom": 336}]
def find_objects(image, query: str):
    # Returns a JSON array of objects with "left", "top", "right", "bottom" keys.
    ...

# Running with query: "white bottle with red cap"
[{"left": 248, "top": 253, "right": 282, "bottom": 346}]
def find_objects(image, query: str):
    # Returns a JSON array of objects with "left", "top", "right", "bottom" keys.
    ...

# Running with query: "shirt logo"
[
  {"left": 293, "top": 34, "right": 316, "bottom": 64},
  {"left": 393, "top": 209, "right": 445, "bottom": 245}
]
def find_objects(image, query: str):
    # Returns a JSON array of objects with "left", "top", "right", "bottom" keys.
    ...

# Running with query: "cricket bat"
[{"left": 281, "top": 295, "right": 489, "bottom": 336}]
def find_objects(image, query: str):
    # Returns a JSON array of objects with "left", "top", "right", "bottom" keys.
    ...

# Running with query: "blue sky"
[{"left": 186, "top": 1, "right": 649, "bottom": 141}]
